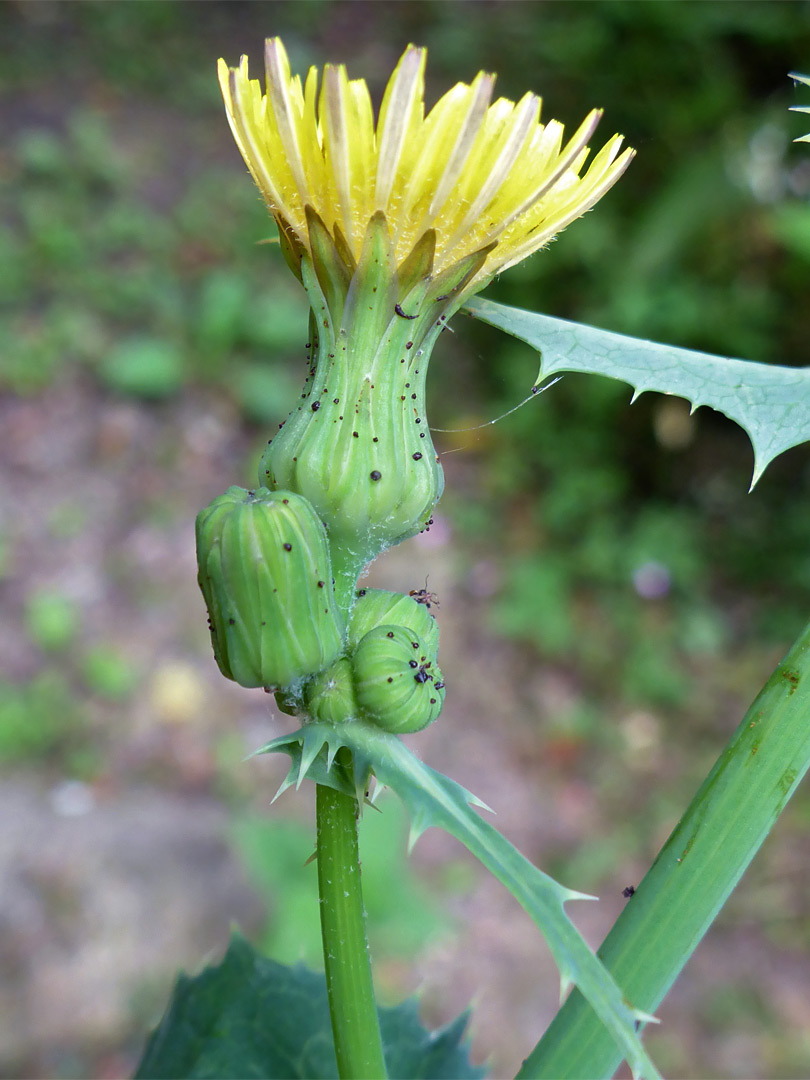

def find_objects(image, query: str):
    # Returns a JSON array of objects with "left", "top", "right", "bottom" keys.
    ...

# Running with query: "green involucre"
[
  {"left": 265, "top": 589, "right": 446, "bottom": 727},
  {"left": 304, "top": 658, "right": 360, "bottom": 725},
  {"left": 260, "top": 213, "right": 489, "bottom": 570},
  {"left": 195, "top": 486, "right": 344, "bottom": 689},
  {"left": 348, "top": 588, "right": 440, "bottom": 654},
  {"left": 353, "top": 624, "right": 445, "bottom": 734}
]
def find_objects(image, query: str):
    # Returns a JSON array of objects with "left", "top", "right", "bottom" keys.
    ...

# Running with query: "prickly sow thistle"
[
  {"left": 196, "top": 41, "right": 632, "bottom": 729},
  {"left": 218, "top": 41, "right": 633, "bottom": 572}
]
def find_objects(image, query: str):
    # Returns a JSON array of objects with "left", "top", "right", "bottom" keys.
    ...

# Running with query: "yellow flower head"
[{"left": 218, "top": 39, "right": 633, "bottom": 294}]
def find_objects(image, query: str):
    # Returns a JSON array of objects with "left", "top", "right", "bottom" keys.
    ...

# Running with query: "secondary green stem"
[
  {"left": 519, "top": 617, "right": 810, "bottom": 1079},
  {"left": 317, "top": 758, "right": 387, "bottom": 1080}
]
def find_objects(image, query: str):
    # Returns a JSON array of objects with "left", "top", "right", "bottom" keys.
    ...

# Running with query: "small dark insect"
[
  {"left": 409, "top": 579, "right": 440, "bottom": 610},
  {"left": 394, "top": 302, "right": 417, "bottom": 320},
  {"left": 622, "top": 885, "right": 636, "bottom": 898}
]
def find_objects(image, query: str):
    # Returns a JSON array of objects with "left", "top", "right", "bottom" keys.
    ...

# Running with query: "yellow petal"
[
  {"left": 374, "top": 45, "right": 426, "bottom": 211},
  {"left": 218, "top": 40, "right": 634, "bottom": 293}
]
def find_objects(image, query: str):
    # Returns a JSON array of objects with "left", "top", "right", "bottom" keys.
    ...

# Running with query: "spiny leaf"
[
  {"left": 135, "top": 931, "right": 484, "bottom": 1079},
  {"left": 790, "top": 72, "right": 810, "bottom": 143},
  {"left": 463, "top": 296, "right": 810, "bottom": 488},
  {"left": 255, "top": 723, "right": 661, "bottom": 1080}
]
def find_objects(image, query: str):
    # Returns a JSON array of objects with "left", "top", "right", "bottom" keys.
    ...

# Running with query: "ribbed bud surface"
[
  {"left": 196, "top": 486, "right": 344, "bottom": 689},
  {"left": 260, "top": 214, "right": 490, "bottom": 575},
  {"left": 353, "top": 624, "right": 445, "bottom": 734},
  {"left": 304, "top": 658, "right": 359, "bottom": 724},
  {"left": 348, "top": 588, "right": 439, "bottom": 655}
]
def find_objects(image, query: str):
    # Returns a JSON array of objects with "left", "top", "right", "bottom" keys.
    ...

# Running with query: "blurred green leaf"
[
  {"left": 99, "top": 337, "right": 185, "bottom": 399},
  {"left": 24, "top": 590, "right": 81, "bottom": 651},
  {"left": 15, "top": 129, "right": 67, "bottom": 176},
  {"left": 490, "top": 556, "right": 575, "bottom": 656},
  {"left": 231, "top": 794, "right": 449, "bottom": 967},
  {"left": 768, "top": 203, "right": 810, "bottom": 262},
  {"left": 195, "top": 269, "right": 248, "bottom": 356},
  {"left": 0, "top": 672, "right": 83, "bottom": 762},
  {"left": 135, "top": 933, "right": 483, "bottom": 1080},
  {"left": 81, "top": 645, "right": 138, "bottom": 699},
  {"left": 232, "top": 364, "right": 299, "bottom": 424}
]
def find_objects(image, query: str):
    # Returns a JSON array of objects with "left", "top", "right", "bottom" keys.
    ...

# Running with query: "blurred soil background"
[{"left": 2, "top": 1, "right": 810, "bottom": 1077}]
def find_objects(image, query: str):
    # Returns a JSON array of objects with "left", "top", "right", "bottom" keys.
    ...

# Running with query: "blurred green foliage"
[
  {"left": 80, "top": 645, "right": 139, "bottom": 700},
  {"left": 24, "top": 589, "right": 82, "bottom": 652},
  {"left": 231, "top": 795, "right": 451, "bottom": 974},
  {"left": 0, "top": 670, "right": 84, "bottom": 763}
]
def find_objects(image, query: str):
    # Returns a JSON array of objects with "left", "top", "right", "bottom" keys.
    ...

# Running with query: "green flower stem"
[
  {"left": 519, "top": 618, "right": 810, "bottom": 1080},
  {"left": 316, "top": 756, "right": 387, "bottom": 1080}
]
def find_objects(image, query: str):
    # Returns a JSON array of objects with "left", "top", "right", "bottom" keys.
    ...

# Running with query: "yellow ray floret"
[{"left": 219, "top": 40, "right": 634, "bottom": 289}]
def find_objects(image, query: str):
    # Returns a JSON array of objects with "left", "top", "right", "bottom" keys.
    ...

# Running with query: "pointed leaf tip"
[
  {"left": 407, "top": 820, "right": 429, "bottom": 852},
  {"left": 271, "top": 774, "right": 295, "bottom": 803},
  {"left": 562, "top": 886, "right": 599, "bottom": 904},
  {"left": 469, "top": 792, "right": 495, "bottom": 813}
]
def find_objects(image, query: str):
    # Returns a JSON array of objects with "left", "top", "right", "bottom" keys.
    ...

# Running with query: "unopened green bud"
[
  {"left": 353, "top": 624, "right": 445, "bottom": 734},
  {"left": 196, "top": 486, "right": 344, "bottom": 690},
  {"left": 348, "top": 588, "right": 439, "bottom": 655},
  {"left": 304, "top": 657, "right": 359, "bottom": 724}
]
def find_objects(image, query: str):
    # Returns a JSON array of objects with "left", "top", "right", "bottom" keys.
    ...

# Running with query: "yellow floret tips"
[{"left": 218, "top": 39, "right": 634, "bottom": 296}]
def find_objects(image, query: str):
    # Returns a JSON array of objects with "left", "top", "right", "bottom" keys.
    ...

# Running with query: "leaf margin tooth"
[{"left": 253, "top": 720, "right": 662, "bottom": 1079}]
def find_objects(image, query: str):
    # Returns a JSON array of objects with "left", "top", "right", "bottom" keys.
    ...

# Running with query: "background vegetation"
[{"left": 1, "top": 2, "right": 810, "bottom": 1077}]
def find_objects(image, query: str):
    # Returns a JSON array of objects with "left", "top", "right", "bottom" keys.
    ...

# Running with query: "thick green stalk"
[
  {"left": 316, "top": 760, "right": 387, "bottom": 1080},
  {"left": 519, "top": 618, "right": 810, "bottom": 1080}
]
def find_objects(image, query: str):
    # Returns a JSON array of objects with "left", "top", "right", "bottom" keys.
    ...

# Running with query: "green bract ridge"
[
  {"left": 259, "top": 213, "right": 493, "bottom": 590},
  {"left": 269, "top": 588, "right": 445, "bottom": 731},
  {"left": 303, "top": 658, "right": 360, "bottom": 725},
  {"left": 348, "top": 587, "right": 440, "bottom": 654},
  {"left": 353, "top": 624, "right": 444, "bottom": 733},
  {"left": 195, "top": 486, "right": 345, "bottom": 690}
]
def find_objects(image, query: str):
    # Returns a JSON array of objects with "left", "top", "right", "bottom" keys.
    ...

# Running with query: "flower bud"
[
  {"left": 196, "top": 486, "right": 344, "bottom": 689},
  {"left": 304, "top": 657, "right": 359, "bottom": 724},
  {"left": 352, "top": 624, "right": 445, "bottom": 734},
  {"left": 348, "top": 588, "right": 439, "bottom": 655}
]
